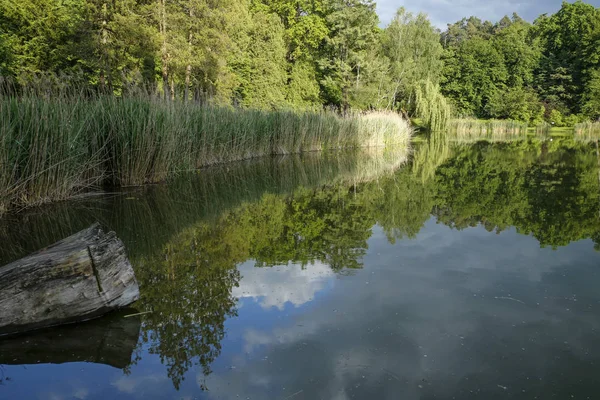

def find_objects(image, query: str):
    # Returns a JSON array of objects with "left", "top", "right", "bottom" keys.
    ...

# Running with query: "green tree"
[
  {"left": 534, "top": 1, "right": 600, "bottom": 115},
  {"left": 75, "top": 0, "right": 157, "bottom": 92},
  {"left": 318, "top": 0, "right": 380, "bottom": 110},
  {"left": 441, "top": 16, "right": 494, "bottom": 47},
  {"left": 0, "top": 0, "right": 85, "bottom": 78},
  {"left": 380, "top": 7, "right": 443, "bottom": 112},
  {"left": 491, "top": 14, "right": 541, "bottom": 89},
  {"left": 240, "top": 10, "right": 289, "bottom": 109},
  {"left": 441, "top": 36, "right": 508, "bottom": 117},
  {"left": 486, "top": 86, "right": 544, "bottom": 124},
  {"left": 582, "top": 68, "right": 600, "bottom": 120}
]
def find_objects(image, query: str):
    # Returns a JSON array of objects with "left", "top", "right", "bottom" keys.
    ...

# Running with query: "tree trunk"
[
  {"left": 101, "top": 1, "right": 110, "bottom": 93},
  {"left": 0, "top": 223, "right": 140, "bottom": 336},
  {"left": 160, "top": 0, "right": 170, "bottom": 101},
  {"left": 184, "top": 6, "right": 193, "bottom": 103}
]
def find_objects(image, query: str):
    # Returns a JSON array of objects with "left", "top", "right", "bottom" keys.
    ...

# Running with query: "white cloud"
[
  {"left": 198, "top": 223, "right": 600, "bottom": 399},
  {"left": 233, "top": 260, "right": 335, "bottom": 310},
  {"left": 72, "top": 388, "right": 89, "bottom": 400},
  {"left": 111, "top": 374, "right": 168, "bottom": 394}
]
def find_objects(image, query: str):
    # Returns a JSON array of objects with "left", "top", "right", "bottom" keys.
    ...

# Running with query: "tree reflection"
[
  {"left": 134, "top": 139, "right": 600, "bottom": 389},
  {"left": 135, "top": 223, "right": 242, "bottom": 389},
  {"left": 2, "top": 139, "right": 598, "bottom": 390}
]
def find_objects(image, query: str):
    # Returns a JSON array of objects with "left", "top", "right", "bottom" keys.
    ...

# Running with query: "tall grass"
[
  {"left": 574, "top": 121, "right": 600, "bottom": 141},
  {"left": 535, "top": 122, "right": 552, "bottom": 137},
  {"left": 447, "top": 119, "right": 528, "bottom": 142},
  {"left": 0, "top": 95, "right": 412, "bottom": 214},
  {"left": 0, "top": 97, "right": 105, "bottom": 214}
]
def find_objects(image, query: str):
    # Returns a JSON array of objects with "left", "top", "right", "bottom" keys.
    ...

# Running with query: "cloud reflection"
[{"left": 233, "top": 261, "right": 335, "bottom": 310}]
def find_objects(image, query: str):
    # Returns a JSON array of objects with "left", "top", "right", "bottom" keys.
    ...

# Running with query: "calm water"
[{"left": 1, "top": 139, "right": 600, "bottom": 400}]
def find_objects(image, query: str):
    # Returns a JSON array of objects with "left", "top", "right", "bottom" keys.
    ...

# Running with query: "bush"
[{"left": 548, "top": 109, "right": 565, "bottom": 127}]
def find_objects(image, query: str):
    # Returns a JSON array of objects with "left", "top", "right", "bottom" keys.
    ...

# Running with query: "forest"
[{"left": 1, "top": 0, "right": 599, "bottom": 124}]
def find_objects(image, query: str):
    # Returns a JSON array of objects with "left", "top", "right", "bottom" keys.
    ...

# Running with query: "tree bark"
[
  {"left": 184, "top": 5, "right": 193, "bottom": 103},
  {"left": 160, "top": 0, "right": 170, "bottom": 101},
  {"left": 0, "top": 223, "right": 140, "bottom": 336}
]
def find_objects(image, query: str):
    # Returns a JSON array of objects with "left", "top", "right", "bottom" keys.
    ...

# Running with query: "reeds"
[
  {"left": 574, "top": 121, "right": 600, "bottom": 141},
  {"left": 0, "top": 95, "right": 412, "bottom": 214},
  {"left": 535, "top": 122, "right": 552, "bottom": 137},
  {"left": 447, "top": 119, "right": 528, "bottom": 142}
]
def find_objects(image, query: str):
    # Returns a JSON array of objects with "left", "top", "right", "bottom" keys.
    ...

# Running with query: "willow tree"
[{"left": 415, "top": 79, "right": 451, "bottom": 134}]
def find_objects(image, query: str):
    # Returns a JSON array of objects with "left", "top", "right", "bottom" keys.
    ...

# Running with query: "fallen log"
[
  {"left": 0, "top": 310, "right": 141, "bottom": 369},
  {"left": 0, "top": 223, "right": 140, "bottom": 335}
]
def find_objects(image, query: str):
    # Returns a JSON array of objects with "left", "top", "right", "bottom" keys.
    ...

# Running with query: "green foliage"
[
  {"left": 1, "top": 0, "right": 599, "bottom": 123},
  {"left": 441, "top": 36, "right": 508, "bottom": 116},
  {"left": 549, "top": 109, "right": 565, "bottom": 127},
  {"left": 485, "top": 86, "right": 544, "bottom": 124},
  {"left": 318, "top": 0, "right": 380, "bottom": 110},
  {"left": 582, "top": 69, "right": 600, "bottom": 121},
  {"left": 379, "top": 8, "right": 443, "bottom": 112},
  {"left": 285, "top": 61, "right": 321, "bottom": 109},
  {"left": 533, "top": 0, "right": 600, "bottom": 115},
  {"left": 415, "top": 80, "right": 451, "bottom": 133},
  {"left": 241, "top": 11, "right": 289, "bottom": 109},
  {"left": 0, "top": 0, "right": 86, "bottom": 77},
  {"left": 261, "top": 0, "right": 329, "bottom": 61}
]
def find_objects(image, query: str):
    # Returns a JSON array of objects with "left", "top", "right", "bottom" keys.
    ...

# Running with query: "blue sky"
[{"left": 376, "top": 0, "right": 600, "bottom": 29}]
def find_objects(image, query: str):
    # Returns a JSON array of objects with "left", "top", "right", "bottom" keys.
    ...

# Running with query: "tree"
[
  {"left": 0, "top": 0, "right": 86, "bottom": 78},
  {"left": 491, "top": 14, "right": 541, "bottom": 89},
  {"left": 318, "top": 0, "right": 380, "bottom": 110},
  {"left": 73, "top": 0, "right": 158, "bottom": 93},
  {"left": 486, "top": 86, "right": 544, "bottom": 124},
  {"left": 582, "top": 68, "right": 600, "bottom": 120},
  {"left": 380, "top": 7, "right": 443, "bottom": 112},
  {"left": 441, "top": 16, "right": 494, "bottom": 47},
  {"left": 441, "top": 36, "right": 508, "bottom": 117},
  {"left": 533, "top": 1, "right": 600, "bottom": 115},
  {"left": 239, "top": 10, "right": 289, "bottom": 109}
]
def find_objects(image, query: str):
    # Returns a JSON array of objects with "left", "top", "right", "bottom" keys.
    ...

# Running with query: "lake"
[{"left": 1, "top": 138, "right": 600, "bottom": 400}]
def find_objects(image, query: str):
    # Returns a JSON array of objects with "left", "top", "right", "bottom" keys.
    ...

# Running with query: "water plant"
[
  {"left": 574, "top": 121, "right": 600, "bottom": 141},
  {"left": 0, "top": 94, "right": 412, "bottom": 214},
  {"left": 447, "top": 119, "right": 528, "bottom": 142}
]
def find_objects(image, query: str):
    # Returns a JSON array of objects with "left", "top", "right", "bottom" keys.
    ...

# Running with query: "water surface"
[{"left": 1, "top": 140, "right": 600, "bottom": 400}]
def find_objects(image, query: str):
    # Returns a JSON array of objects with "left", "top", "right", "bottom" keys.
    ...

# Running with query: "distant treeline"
[{"left": 0, "top": 0, "right": 599, "bottom": 123}]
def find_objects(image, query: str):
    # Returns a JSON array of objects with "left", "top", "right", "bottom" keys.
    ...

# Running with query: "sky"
[{"left": 376, "top": 0, "right": 600, "bottom": 30}]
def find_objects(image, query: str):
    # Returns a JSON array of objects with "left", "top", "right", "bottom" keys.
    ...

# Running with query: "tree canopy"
[{"left": 0, "top": 0, "right": 599, "bottom": 123}]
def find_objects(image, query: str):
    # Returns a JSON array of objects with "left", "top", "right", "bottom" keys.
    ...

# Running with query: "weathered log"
[
  {"left": 0, "top": 310, "right": 141, "bottom": 369},
  {"left": 0, "top": 223, "right": 140, "bottom": 335}
]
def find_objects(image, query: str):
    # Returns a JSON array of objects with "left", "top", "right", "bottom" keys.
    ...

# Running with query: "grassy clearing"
[
  {"left": 447, "top": 119, "right": 528, "bottom": 142},
  {"left": 0, "top": 95, "right": 412, "bottom": 214},
  {"left": 574, "top": 121, "right": 600, "bottom": 141}
]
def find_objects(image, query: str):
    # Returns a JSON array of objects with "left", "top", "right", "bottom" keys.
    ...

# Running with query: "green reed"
[
  {"left": 574, "top": 121, "right": 600, "bottom": 141},
  {"left": 0, "top": 94, "right": 412, "bottom": 214},
  {"left": 448, "top": 119, "right": 528, "bottom": 142},
  {"left": 535, "top": 122, "right": 552, "bottom": 137}
]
